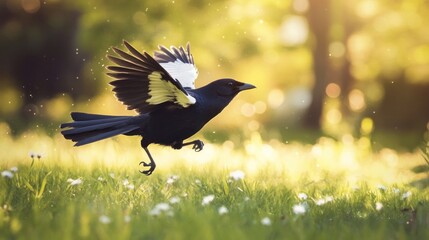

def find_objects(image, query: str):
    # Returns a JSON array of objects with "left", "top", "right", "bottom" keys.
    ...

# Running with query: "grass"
[{"left": 1, "top": 126, "right": 429, "bottom": 239}]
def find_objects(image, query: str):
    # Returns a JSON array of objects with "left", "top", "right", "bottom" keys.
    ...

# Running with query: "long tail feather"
[{"left": 61, "top": 112, "right": 143, "bottom": 146}]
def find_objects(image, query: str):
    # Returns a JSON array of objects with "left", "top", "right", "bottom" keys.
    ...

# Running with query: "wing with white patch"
[
  {"left": 154, "top": 43, "right": 198, "bottom": 89},
  {"left": 106, "top": 41, "right": 196, "bottom": 114}
]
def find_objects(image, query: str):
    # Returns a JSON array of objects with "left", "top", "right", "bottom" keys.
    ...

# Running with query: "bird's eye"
[{"left": 227, "top": 82, "right": 234, "bottom": 87}]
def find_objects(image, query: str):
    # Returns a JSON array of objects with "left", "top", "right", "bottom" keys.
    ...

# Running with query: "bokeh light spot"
[
  {"left": 326, "top": 108, "right": 342, "bottom": 125},
  {"left": 348, "top": 89, "right": 366, "bottom": 112},
  {"left": 356, "top": 0, "right": 379, "bottom": 19},
  {"left": 280, "top": 16, "right": 308, "bottom": 46},
  {"left": 325, "top": 83, "right": 341, "bottom": 98},
  {"left": 241, "top": 103, "right": 255, "bottom": 117},
  {"left": 254, "top": 101, "right": 267, "bottom": 114},
  {"left": 360, "top": 118, "right": 374, "bottom": 135},
  {"left": 267, "top": 89, "right": 284, "bottom": 109},
  {"left": 329, "top": 41, "right": 346, "bottom": 58},
  {"left": 21, "top": 0, "right": 40, "bottom": 14}
]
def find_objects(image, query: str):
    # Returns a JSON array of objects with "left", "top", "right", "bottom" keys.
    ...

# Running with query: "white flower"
[
  {"left": 166, "top": 175, "right": 179, "bottom": 184},
  {"left": 149, "top": 203, "right": 172, "bottom": 216},
  {"left": 218, "top": 206, "right": 229, "bottom": 215},
  {"left": 124, "top": 215, "right": 131, "bottom": 223},
  {"left": 10, "top": 167, "right": 18, "bottom": 172},
  {"left": 315, "top": 198, "right": 326, "bottom": 206},
  {"left": 122, "top": 179, "right": 134, "bottom": 190},
  {"left": 195, "top": 179, "right": 202, "bottom": 185},
  {"left": 297, "top": 193, "right": 308, "bottom": 200},
  {"left": 123, "top": 179, "right": 130, "bottom": 186},
  {"left": 99, "top": 215, "right": 111, "bottom": 224},
  {"left": 376, "top": 184, "right": 387, "bottom": 191},
  {"left": 1, "top": 170, "right": 13, "bottom": 178},
  {"left": 292, "top": 203, "right": 307, "bottom": 215},
  {"left": 202, "top": 194, "right": 215, "bottom": 206},
  {"left": 401, "top": 191, "right": 412, "bottom": 200},
  {"left": 315, "top": 196, "right": 334, "bottom": 206},
  {"left": 169, "top": 196, "right": 181, "bottom": 204},
  {"left": 67, "top": 178, "right": 82, "bottom": 186},
  {"left": 325, "top": 196, "right": 334, "bottom": 202},
  {"left": 375, "top": 202, "right": 383, "bottom": 211},
  {"left": 229, "top": 170, "right": 245, "bottom": 181},
  {"left": 97, "top": 176, "right": 104, "bottom": 181},
  {"left": 261, "top": 217, "right": 271, "bottom": 226},
  {"left": 392, "top": 188, "right": 400, "bottom": 194}
]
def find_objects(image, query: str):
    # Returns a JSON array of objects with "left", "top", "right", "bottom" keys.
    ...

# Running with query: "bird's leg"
[
  {"left": 182, "top": 140, "right": 204, "bottom": 152},
  {"left": 139, "top": 141, "right": 156, "bottom": 175}
]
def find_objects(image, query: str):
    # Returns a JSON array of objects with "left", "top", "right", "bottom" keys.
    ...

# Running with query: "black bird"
[{"left": 61, "top": 41, "right": 255, "bottom": 175}]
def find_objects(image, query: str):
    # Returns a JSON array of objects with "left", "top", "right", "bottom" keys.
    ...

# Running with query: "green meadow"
[{"left": 1, "top": 129, "right": 428, "bottom": 239}]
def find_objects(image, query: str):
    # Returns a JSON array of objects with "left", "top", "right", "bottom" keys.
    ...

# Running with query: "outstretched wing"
[
  {"left": 107, "top": 41, "right": 196, "bottom": 114},
  {"left": 154, "top": 43, "right": 198, "bottom": 89}
]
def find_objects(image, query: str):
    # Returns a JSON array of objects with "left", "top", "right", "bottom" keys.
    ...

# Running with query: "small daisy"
[
  {"left": 1, "top": 170, "right": 13, "bottom": 179},
  {"left": 99, "top": 215, "right": 111, "bottom": 224},
  {"left": 169, "top": 196, "right": 181, "bottom": 204},
  {"left": 375, "top": 202, "right": 383, "bottom": 211},
  {"left": 229, "top": 170, "right": 245, "bottom": 181},
  {"left": 297, "top": 193, "right": 308, "bottom": 200},
  {"left": 401, "top": 191, "right": 412, "bottom": 200},
  {"left": 316, "top": 195, "right": 334, "bottom": 205},
  {"left": 315, "top": 198, "right": 326, "bottom": 206},
  {"left": 122, "top": 179, "right": 135, "bottom": 190},
  {"left": 261, "top": 217, "right": 272, "bottom": 226},
  {"left": 202, "top": 194, "right": 215, "bottom": 206},
  {"left": 218, "top": 206, "right": 229, "bottom": 215},
  {"left": 392, "top": 188, "right": 400, "bottom": 194},
  {"left": 166, "top": 175, "right": 179, "bottom": 184},
  {"left": 123, "top": 179, "right": 130, "bottom": 186},
  {"left": 376, "top": 184, "right": 387, "bottom": 191},
  {"left": 292, "top": 203, "right": 307, "bottom": 215},
  {"left": 67, "top": 178, "right": 82, "bottom": 186},
  {"left": 149, "top": 203, "right": 172, "bottom": 216},
  {"left": 324, "top": 196, "right": 334, "bottom": 202}
]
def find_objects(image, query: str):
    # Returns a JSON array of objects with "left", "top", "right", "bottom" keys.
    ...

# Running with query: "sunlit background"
[{"left": 1, "top": 0, "right": 429, "bottom": 183}]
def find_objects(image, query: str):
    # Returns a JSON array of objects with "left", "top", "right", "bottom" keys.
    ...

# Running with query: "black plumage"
[{"left": 61, "top": 41, "right": 255, "bottom": 175}]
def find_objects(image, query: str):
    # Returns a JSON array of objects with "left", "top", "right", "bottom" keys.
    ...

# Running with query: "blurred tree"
[
  {"left": 0, "top": 1, "right": 96, "bottom": 124},
  {"left": 302, "top": 0, "right": 330, "bottom": 129}
]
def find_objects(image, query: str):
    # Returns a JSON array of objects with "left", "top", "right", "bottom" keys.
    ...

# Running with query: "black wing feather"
[{"left": 106, "top": 41, "right": 195, "bottom": 114}]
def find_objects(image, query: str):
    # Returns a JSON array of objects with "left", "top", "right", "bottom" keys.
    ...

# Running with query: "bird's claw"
[
  {"left": 139, "top": 161, "right": 156, "bottom": 176},
  {"left": 192, "top": 140, "right": 204, "bottom": 152}
]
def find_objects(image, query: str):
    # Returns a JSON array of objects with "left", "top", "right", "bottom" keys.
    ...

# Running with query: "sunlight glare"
[{"left": 280, "top": 16, "right": 308, "bottom": 46}]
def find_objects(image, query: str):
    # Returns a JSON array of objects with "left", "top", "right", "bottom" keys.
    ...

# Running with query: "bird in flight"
[{"left": 61, "top": 41, "right": 255, "bottom": 175}]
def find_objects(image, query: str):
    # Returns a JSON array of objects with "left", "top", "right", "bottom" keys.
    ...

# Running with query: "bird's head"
[{"left": 207, "top": 78, "right": 256, "bottom": 98}]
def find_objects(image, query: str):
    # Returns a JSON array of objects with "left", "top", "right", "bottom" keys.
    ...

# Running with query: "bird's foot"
[
  {"left": 192, "top": 140, "right": 204, "bottom": 152},
  {"left": 139, "top": 160, "right": 156, "bottom": 176}
]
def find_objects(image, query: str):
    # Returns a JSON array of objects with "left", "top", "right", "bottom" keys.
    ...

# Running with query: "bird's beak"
[{"left": 238, "top": 83, "right": 256, "bottom": 91}]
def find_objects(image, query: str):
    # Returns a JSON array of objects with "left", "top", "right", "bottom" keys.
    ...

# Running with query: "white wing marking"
[{"left": 160, "top": 60, "right": 198, "bottom": 89}]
